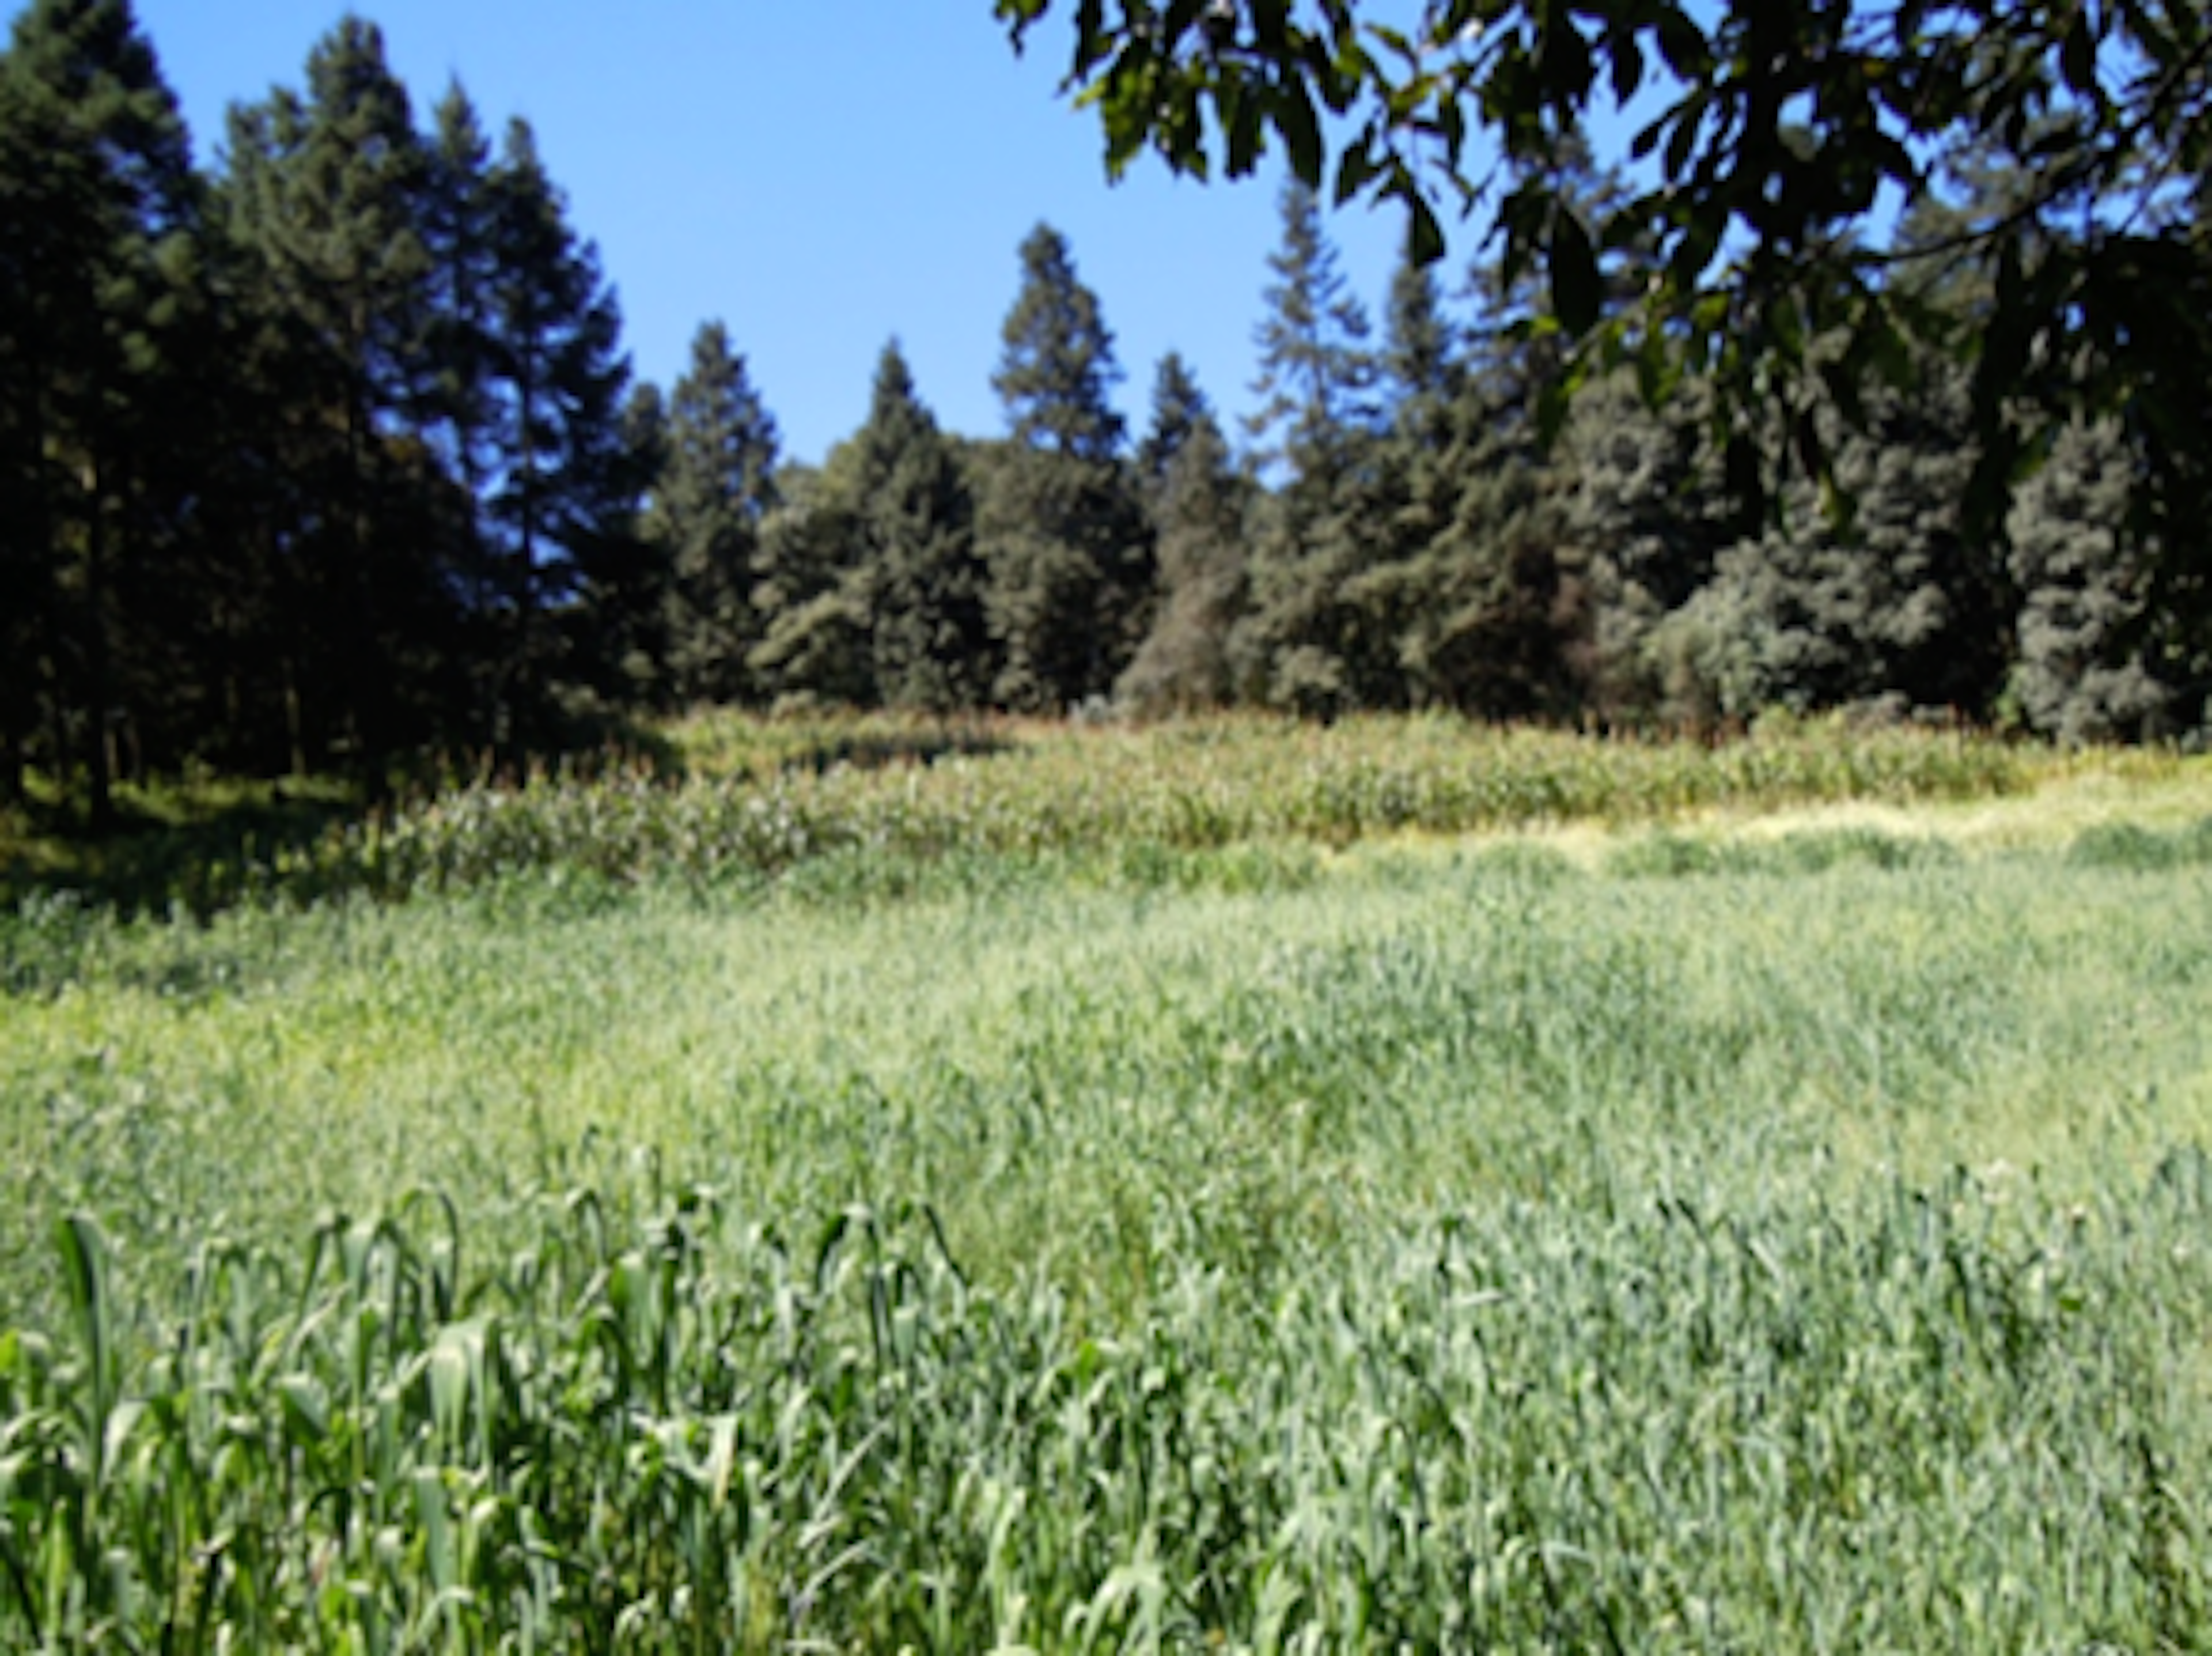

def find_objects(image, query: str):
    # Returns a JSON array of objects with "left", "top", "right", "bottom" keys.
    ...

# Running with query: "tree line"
[{"left": 7, "top": 2, "right": 2209, "bottom": 830}]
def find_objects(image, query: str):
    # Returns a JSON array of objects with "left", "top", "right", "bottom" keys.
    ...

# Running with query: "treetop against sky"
[{"left": 123, "top": 0, "right": 1408, "bottom": 464}]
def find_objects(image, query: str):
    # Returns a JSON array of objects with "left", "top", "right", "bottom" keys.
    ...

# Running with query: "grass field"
[{"left": 3, "top": 717, "right": 2211, "bottom": 1649}]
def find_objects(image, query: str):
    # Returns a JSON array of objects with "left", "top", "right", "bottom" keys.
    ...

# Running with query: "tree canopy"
[
  {"left": 996, "top": 1, "right": 2212, "bottom": 529},
  {"left": 3, "top": 0, "right": 2206, "bottom": 820}
]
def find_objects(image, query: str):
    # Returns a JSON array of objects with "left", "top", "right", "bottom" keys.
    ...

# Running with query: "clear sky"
[{"left": 116, "top": 1, "right": 1423, "bottom": 467}]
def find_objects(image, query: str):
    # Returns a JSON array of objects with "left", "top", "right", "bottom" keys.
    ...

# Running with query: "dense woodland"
[{"left": 6, "top": 1, "right": 2210, "bottom": 829}]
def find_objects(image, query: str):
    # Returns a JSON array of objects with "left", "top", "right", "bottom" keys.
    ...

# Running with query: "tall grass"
[
  {"left": 11, "top": 712, "right": 2051, "bottom": 917},
  {"left": 5, "top": 727, "right": 2211, "bottom": 1646},
  {"left": 6, "top": 1150, "right": 2211, "bottom": 1649}
]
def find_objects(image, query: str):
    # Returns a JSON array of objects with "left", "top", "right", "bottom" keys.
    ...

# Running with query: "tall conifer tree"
[
  {"left": 481, "top": 116, "right": 649, "bottom": 721},
  {"left": 1134, "top": 350, "right": 1210, "bottom": 504},
  {"left": 0, "top": 0, "right": 202, "bottom": 819},
  {"left": 1351, "top": 252, "right": 1469, "bottom": 709},
  {"left": 419, "top": 81, "right": 499, "bottom": 588},
  {"left": 749, "top": 346, "right": 902, "bottom": 708},
  {"left": 979, "top": 222, "right": 1150, "bottom": 709},
  {"left": 853, "top": 347, "right": 988, "bottom": 713},
  {"left": 1232, "top": 182, "right": 1388, "bottom": 712},
  {"left": 222, "top": 15, "right": 442, "bottom": 764},
  {"left": 1391, "top": 237, "right": 1582, "bottom": 717},
  {"left": 1119, "top": 358, "right": 1251, "bottom": 710},
  {"left": 1244, "top": 182, "right": 1376, "bottom": 482},
  {"left": 650, "top": 319, "right": 780, "bottom": 706}
]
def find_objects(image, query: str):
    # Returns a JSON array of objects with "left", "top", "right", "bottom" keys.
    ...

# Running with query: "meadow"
[{"left": 3, "top": 714, "right": 2211, "bottom": 1650}]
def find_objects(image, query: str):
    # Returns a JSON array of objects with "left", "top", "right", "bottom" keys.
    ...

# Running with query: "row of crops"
[{"left": 35, "top": 712, "right": 2049, "bottom": 917}]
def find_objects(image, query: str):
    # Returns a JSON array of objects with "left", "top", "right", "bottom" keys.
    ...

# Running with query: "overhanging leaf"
[
  {"left": 2060, "top": 9, "right": 2100, "bottom": 105},
  {"left": 1550, "top": 206, "right": 1603, "bottom": 336},
  {"left": 1402, "top": 183, "right": 1445, "bottom": 266},
  {"left": 1275, "top": 76, "right": 1325, "bottom": 186}
]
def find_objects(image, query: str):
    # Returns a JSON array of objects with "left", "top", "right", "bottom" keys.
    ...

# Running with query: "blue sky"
[{"left": 120, "top": 1, "right": 1425, "bottom": 466}]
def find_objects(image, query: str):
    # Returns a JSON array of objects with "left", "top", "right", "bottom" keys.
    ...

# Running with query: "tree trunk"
[{"left": 82, "top": 458, "right": 115, "bottom": 835}]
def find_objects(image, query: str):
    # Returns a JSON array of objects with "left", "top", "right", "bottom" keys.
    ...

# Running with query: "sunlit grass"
[{"left": 5, "top": 723, "right": 2212, "bottom": 1646}]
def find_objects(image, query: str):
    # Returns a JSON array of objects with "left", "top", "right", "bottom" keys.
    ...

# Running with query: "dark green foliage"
[
  {"left": 1133, "top": 348, "right": 1209, "bottom": 500},
  {"left": 749, "top": 462, "right": 875, "bottom": 709},
  {"left": 480, "top": 118, "right": 652, "bottom": 720},
  {"left": 220, "top": 16, "right": 453, "bottom": 765},
  {"left": 1230, "top": 184, "right": 1391, "bottom": 713},
  {"left": 991, "top": 221, "right": 1124, "bottom": 462},
  {"left": 1366, "top": 242, "right": 1581, "bottom": 718},
  {"left": 108, "top": 50, "right": 631, "bottom": 776},
  {"left": 980, "top": 443, "right": 1153, "bottom": 709},
  {"left": 979, "top": 224, "right": 1152, "bottom": 708},
  {"left": 2129, "top": 172, "right": 2212, "bottom": 682},
  {"left": 1009, "top": 1, "right": 2212, "bottom": 566},
  {"left": 0, "top": 13, "right": 671, "bottom": 808},
  {"left": 1320, "top": 254, "right": 1459, "bottom": 711},
  {"left": 851, "top": 349, "right": 988, "bottom": 713},
  {"left": 1684, "top": 360, "right": 2014, "bottom": 721},
  {"left": 1118, "top": 364, "right": 1252, "bottom": 711},
  {"left": 0, "top": 0, "right": 206, "bottom": 825},
  {"left": 650, "top": 320, "right": 781, "bottom": 707},
  {"left": 1974, "top": 156, "right": 2212, "bottom": 744},
  {"left": 414, "top": 79, "right": 502, "bottom": 671},
  {"left": 10, "top": 0, "right": 2212, "bottom": 806},
  {"left": 1243, "top": 182, "right": 1375, "bottom": 482},
  {"left": 419, "top": 81, "right": 499, "bottom": 513},
  {"left": 2007, "top": 418, "right": 2202, "bottom": 744},
  {"left": 751, "top": 345, "right": 985, "bottom": 711},
  {"left": 1563, "top": 370, "right": 1736, "bottom": 723}
]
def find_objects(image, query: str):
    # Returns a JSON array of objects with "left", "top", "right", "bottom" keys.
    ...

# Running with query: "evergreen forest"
[{"left": 9, "top": 0, "right": 2211, "bottom": 834}]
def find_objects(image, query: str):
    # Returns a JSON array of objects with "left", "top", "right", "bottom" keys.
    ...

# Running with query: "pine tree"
[
  {"left": 993, "top": 222, "right": 1124, "bottom": 462},
  {"left": 1386, "top": 237, "right": 1588, "bottom": 719},
  {"left": 1561, "top": 370, "right": 1733, "bottom": 722},
  {"left": 1230, "top": 183, "right": 1388, "bottom": 713},
  {"left": 650, "top": 319, "right": 780, "bottom": 707},
  {"left": 1245, "top": 183, "right": 1377, "bottom": 479},
  {"left": 748, "top": 459, "right": 874, "bottom": 709},
  {"left": 2006, "top": 417, "right": 2194, "bottom": 742},
  {"left": 614, "top": 378, "right": 672, "bottom": 697},
  {"left": 418, "top": 81, "right": 500, "bottom": 592},
  {"left": 481, "top": 116, "right": 648, "bottom": 727},
  {"left": 1134, "top": 350, "right": 1210, "bottom": 503},
  {"left": 1344, "top": 251, "right": 1463, "bottom": 709},
  {"left": 979, "top": 222, "right": 1150, "bottom": 709},
  {"left": 0, "top": 73, "right": 42, "bottom": 798},
  {"left": 0, "top": 0, "right": 202, "bottom": 821},
  {"left": 1688, "top": 359, "right": 2013, "bottom": 721},
  {"left": 745, "top": 347, "right": 899, "bottom": 708},
  {"left": 1117, "top": 363, "right": 1251, "bottom": 712},
  {"left": 852, "top": 347, "right": 987, "bottom": 713},
  {"left": 221, "top": 16, "right": 443, "bottom": 765}
]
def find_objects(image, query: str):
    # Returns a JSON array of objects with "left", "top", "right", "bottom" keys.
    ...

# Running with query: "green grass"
[
  {"left": 3, "top": 710, "right": 2070, "bottom": 917},
  {"left": 0, "top": 772, "right": 361, "bottom": 914},
  {"left": 4, "top": 721, "right": 2212, "bottom": 1647}
]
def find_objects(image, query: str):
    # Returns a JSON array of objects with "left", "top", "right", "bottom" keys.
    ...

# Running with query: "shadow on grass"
[
  {"left": 0, "top": 781, "right": 364, "bottom": 918},
  {"left": 1, "top": 715, "right": 692, "bottom": 919}
]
